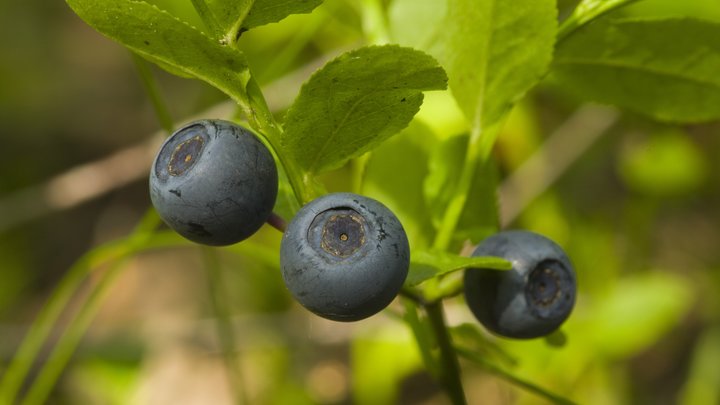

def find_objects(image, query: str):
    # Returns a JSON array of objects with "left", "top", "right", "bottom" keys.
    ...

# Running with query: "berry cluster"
[{"left": 149, "top": 120, "right": 577, "bottom": 337}]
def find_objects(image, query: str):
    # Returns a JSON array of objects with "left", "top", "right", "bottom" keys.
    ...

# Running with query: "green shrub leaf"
[
  {"left": 208, "top": 0, "right": 323, "bottom": 39},
  {"left": 553, "top": 17, "right": 720, "bottom": 123},
  {"left": 406, "top": 250, "right": 510, "bottom": 287},
  {"left": 351, "top": 326, "right": 423, "bottom": 404},
  {"left": 589, "top": 272, "right": 693, "bottom": 358},
  {"left": 436, "top": 0, "right": 557, "bottom": 127},
  {"left": 362, "top": 121, "right": 438, "bottom": 249},
  {"left": 282, "top": 45, "right": 447, "bottom": 175},
  {"left": 388, "top": 0, "right": 446, "bottom": 50},
  {"left": 66, "top": 0, "right": 253, "bottom": 105},
  {"left": 618, "top": 129, "right": 707, "bottom": 196},
  {"left": 424, "top": 134, "right": 500, "bottom": 245}
]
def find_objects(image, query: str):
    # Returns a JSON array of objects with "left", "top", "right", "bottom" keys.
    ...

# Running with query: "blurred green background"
[{"left": 2, "top": 0, "right": 720, "bottom": 404}]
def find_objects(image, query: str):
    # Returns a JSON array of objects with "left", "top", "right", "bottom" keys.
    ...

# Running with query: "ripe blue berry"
[
  {"left": 464, "top": 230, "right": 576, "bottom": 339},
  {"left": 280, "top": 193, "right": 410, "bottom": 322},
  {"left": 149, "top": 119, "right": 278, "bottom": 246}
]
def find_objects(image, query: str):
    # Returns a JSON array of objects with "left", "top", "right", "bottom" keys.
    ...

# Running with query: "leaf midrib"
[{"left": 471, "top": 0, "right": 496, "bottom": 128}]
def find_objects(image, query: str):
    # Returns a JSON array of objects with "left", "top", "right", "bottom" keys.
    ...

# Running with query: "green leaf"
[
  {"left": 424, "top": 134, "right": 500, "bottom": 245},
  {"left": 66, "top": 0, "right": 252, "bottom": 105},
  {"left": 69, "top": 358, "right": 140, "bottom": 405},
  {"left": 435, "top": 0, "right": 557, "bottom": 127},
  {"left": 362, "top": 121, "right": 438, "bottom": 249},
  {"left": 618, "top": 129, "right": 707, "bottom": 196},
  {"left": 679, "top": 326, "right": 720, "bottom": 405},
  {"left": 624, "top": 0, "right": 720, "bottom": 22},
  {"left": 590, "top": 272, "right": 693, "bottom": 358},
  {"left": 351, "top": 325, "right": 423, "bottom": 405},
  {"left": 406, "top": 250, "right": 510, "bottom": 287},
  {"left": 552, "top": 17, "right": 720, "bottom": 123},
  {"left": 282, "top": 45, "right": 448, "bottom": 175},
  {"left": 243, "top": 0, "right": 323, "bottom": 30},
  {"left": 557, "top": 0, "right": 642, "bottom": 40},
  {"left": 208, "top": 0, "right": 324, "bottom": 40},
  {"left": 571, "top": 0, "right": 639, "bottom": 23},
  {"left": 388, "top": 0, "right": 446, "bottom": 50}
]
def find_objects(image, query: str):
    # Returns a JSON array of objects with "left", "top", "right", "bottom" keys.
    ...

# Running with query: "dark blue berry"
[
  {"left": 464, "top": 230, "right": 576, "bottom": 339},
  {"left": 280, "top": 193, "right": 410, "bottom": 322},
  {"left": 149, "top": 119, "right": 278, "bottom": 246}
]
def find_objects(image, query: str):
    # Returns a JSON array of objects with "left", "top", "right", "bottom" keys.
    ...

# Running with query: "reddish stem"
[{"left": 266, "top": 212, "right": 287, "bottom": 233}]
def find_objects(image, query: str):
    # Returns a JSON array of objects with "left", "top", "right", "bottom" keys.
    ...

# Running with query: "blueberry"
[
  {"left": 280, "top": 193, "right": 410, "bottom": 322},
  {"left": 463, "top": 230, "right": 576, "bottom": 339},
  {"left": 149, "top": 119, "right": 278, "bottom": 246}
]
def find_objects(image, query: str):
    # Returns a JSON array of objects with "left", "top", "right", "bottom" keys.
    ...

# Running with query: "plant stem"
[
  {"left": 351, "top": 154, "right": 370, "bottom": 195},
  {"left": 16, "top": 231, "right": 195, "bottom": 403},
  {"left": 131, "top": 52, "right": 174, "bottom": 134},
  {"left": 425, "top": 301, "right": 467, "bottom": 405},
  {"left": 240, "top": 75, "right": 317, "bottom": 206},
  {"left": 266, "top": 212, "right": 288, "bottom": 233},
  {"left": 0, "top": 264, "right": 87, "bottom": 404},
  {"left": 13, "top": 211, "right": 160, "bottom": 405},
  {"left": 432, "top": 123, "right": 500, "bottom": 252},
  {"left": 202, "top": 248, "right": 247, "bottom": 405},
  {"left": 20, "top": 257, "right": 134, "bottom": 405},
  {"left": 0, "top": 211, "right": 160, "bottom": 404},
  {"left": 399, "top": 287, "right": 426, "bottom": 305}
]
